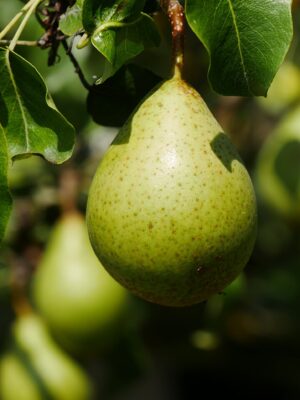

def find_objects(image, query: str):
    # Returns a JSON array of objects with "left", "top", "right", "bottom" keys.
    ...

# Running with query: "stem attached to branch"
[{"left": 160, "top": 0, "right": 185, "bottom": 78}]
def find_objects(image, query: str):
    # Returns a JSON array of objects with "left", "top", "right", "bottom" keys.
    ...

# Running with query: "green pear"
[
  {"left": 87, "top": 76, "right": 257, "bottom": 307},
  {"left": 0, "top": 313, "right": 92, "bottom": 400},
  {"left": 33, "top": 213, "right": 127, "bottom": 353},
  {"left": 255, "top": 105, "right": 300, "bottom": 221}
]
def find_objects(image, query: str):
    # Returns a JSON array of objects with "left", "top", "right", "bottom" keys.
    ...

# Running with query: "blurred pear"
[
  {"left": 0, "top": 313, "right": 93, "bottom": 400},
  {"left": 8, "top": 156, "right": 47, "bottom": 190},
  {"left": 33, "top": 213, "right": 128, "bottom": 354}
]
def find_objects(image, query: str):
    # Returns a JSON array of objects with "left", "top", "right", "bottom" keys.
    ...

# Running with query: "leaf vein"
[{"left": 226, "top": 0, "right": 253, "bottom": 95}]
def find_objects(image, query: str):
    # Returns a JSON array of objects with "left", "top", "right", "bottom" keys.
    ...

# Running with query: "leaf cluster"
[{"left": 0, "top": 0, "right": 294, "bottom": 243}]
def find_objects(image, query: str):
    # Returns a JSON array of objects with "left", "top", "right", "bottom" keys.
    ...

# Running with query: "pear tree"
[{"left": 0, "top": 0, "right": 294, "bottom": 305}]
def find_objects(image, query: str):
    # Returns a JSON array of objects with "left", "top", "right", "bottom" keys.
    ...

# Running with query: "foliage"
[
  {"left": 1, "top": 1, "right": 300, "bottom": 397},
  {"left": 0, "top": 0, "right": 294, "bottom": 240}
]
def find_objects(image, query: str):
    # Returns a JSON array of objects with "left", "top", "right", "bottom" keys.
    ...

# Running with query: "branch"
[{"left": 62, "top": 39, "right": 92, "bottom": 91}]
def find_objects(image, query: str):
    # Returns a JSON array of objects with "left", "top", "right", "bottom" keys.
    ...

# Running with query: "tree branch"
[{"left": 62, "top": 39, "right": 92, "bottom": 91}]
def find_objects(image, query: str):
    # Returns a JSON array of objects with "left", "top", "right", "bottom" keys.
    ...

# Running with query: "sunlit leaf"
[
  {"left": 186, "top": 0, "right": 293, "bottom": 96},
  {"left": 59, "top": 0, "right": 84, "bottom": 36},
  {"left": 0, "top": 48, "right": 74, "bottom": 163}
]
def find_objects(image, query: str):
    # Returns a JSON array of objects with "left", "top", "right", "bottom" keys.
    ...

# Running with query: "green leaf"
[
  {"left": 82, "top": 0, "right": 146, "bottom": 33},
  {"left": 82, "top": 0, "right": 99, "bottom": 33},
  {"left": 0, "top": 125, "right": 11, "bottom": 244},
  {"left": 82, "top": 0, "right": 159, "bottom": 81},
  {"left": 92, "top": 13, "right": 160, "bottom": 82},
  {"left": 59, "top": 0, "right": 84, "bottom": 36},
  {"left": 185, "top": 0, "right": 293, "bottom": 96},
  {"left": 0, "top": 48, "right": 74, "bottom": 163},
  {"left": 97, "top": 0, "right": 146, "bottom": 22},
  {"left": 87, "top": 64, "right": 161, "bottom": 126}
]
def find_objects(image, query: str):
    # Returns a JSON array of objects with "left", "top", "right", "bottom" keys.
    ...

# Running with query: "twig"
[
  {"left": 9, "top": 0, "right": 42, "bottom": 51},
  {"left": 0, "top": 0, "right": 38, "bottom": 40},
  {"left": 0, "top": 39, "right": 38, "bottom": 47},
  {"left": 62, "top": 39, "right": 92, "bottom": 91}
]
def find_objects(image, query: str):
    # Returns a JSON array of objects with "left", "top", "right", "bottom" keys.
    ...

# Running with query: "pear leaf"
[
  {"left": 82, "top": 0, "right": 146, "bottom": 33},
  {"left": 0, "top": 124, "right": 11, "bottom": 244},
  {"left": 82, "top": 0, "right": 159, "bottom": 82},
  {"left": 92, "top": 13, "right": 160, "bottom": 83},
  {"left": 185, "top": 0, "right": 293, "bottom": 96},
  {"left": 59, "top": 0, "right": 84, "bottom": 36},
  {"left": 0, "top": 48, "right": 74, "bottom": 163}
]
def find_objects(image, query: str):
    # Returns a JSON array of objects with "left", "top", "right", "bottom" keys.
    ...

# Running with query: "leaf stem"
[
  {"left": 9, "top": 0, "right": 42, "bottom": 51},
  {"left": 58, "top": 167, "right": 80, "bottom": 215},
  {"left": 0, "top": 39, "right": 38, "bottom": 47},
  {"left": 160, "top": 0, "right": 185, "bottom": 78},
  {"left": 0, "top": 0, "right": 37, "bottom": 40},
  {"left": 93, "top": 13, "right": 144, "bottom": 37}
]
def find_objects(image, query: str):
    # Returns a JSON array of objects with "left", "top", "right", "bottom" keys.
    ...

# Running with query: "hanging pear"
[
  {"left": 87, "top": 75, "right": 257, "bottom": 307},
  {"left": 33, "top": 213, "right": 128, "bottom": 353},
  {"left": 0, "top": 313, "right": 92, "bottom": 400}
]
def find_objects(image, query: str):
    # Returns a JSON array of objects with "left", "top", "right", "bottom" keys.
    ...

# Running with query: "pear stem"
[
  {"left": 58, "top": 168, "right": 80, "bottom": 216},
  {"left": 160, "top": 0, "right": 185, "bottom": 78}
]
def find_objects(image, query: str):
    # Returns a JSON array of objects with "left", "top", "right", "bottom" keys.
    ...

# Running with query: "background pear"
[
  {"left": 87, "top": 76, "right": 257, "bottom": 307},
  {"left": 0, "top": 313, "right": 92, "bottom": 400},
  {"left": 257, "top": 62, "right": 300, "bottom": 115},
  {"left": 255, "top": 105, "right": 300, "bottom": 222},
  {"left": 33, "top": 213, "right": 128, "bottom": 353}
]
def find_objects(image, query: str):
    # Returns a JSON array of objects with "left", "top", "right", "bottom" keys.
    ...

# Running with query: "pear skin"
[{"left": 87, "top": 77, "right": 257, "bottom": 307}]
